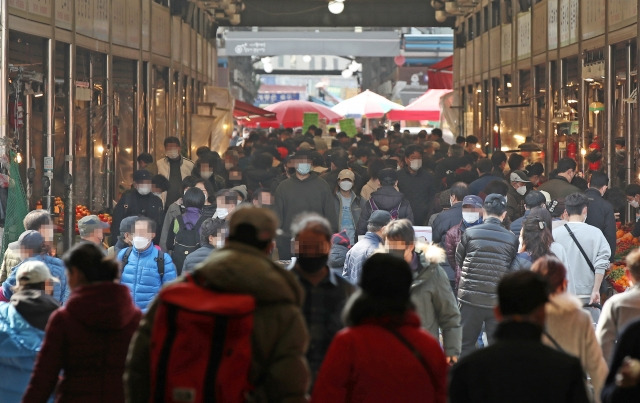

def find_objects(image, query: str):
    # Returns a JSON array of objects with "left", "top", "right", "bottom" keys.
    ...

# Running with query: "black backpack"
[
  {"left": 171, "top": 215, "right": 207, "bottom": 275},
  {"left": 369, "top": 198, "right": 402, "bottom": 220}
]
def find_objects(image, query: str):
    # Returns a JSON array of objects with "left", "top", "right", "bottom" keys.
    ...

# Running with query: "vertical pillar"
[
  {"left": 63, "top": 43, "right": 76, "bottom": 250},
  {"left": 44, "top": 39, "right": 55, "bottom": 214},
  {"left": 0, "top": 0, "right": 7, "bottom": 155},
  {"left": 105, "top": 54, "right": 113, "bottom": 210},
  {"left": 626, "top": 43, "right": 633, "bottom": 186},
  {"left": 88, "top": 56, "right": 94, "bottom": 209},
  {"left": 605, "top": 45, "right": 614, "bottom": 180},
  {"left": 546, "top": 60, "right": 554, "bottom": 173},
  {"left": 25, "top": 95, "right": 32, "bottom": 202},
  {"left": 168, "top": 67, "right": 175, "bottom": 137},
  {"left": 146, "top": 63, "right": 153, "bottom": 153},
  {"left": 134, "top": 60, "right": 143, "bottom": 161}
]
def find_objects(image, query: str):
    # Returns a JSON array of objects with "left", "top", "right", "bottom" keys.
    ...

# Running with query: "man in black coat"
[
  {"left": 585, "top": 171, "right": 616, "bottom": 262},
  {"left": 397, "top": 144, "right": 437, "bottom": 226},
  {"left": 432, "top": 182, "right": 469, "bottom": 244},
  {"left": 602, "top": 318, "right": 640, "bottom": 402},
  {"left": 450, "top": 271, "right": 590, "bottom": 403},
  {"left": 110, "top": 170, "right": 165, "bottom": 245}
]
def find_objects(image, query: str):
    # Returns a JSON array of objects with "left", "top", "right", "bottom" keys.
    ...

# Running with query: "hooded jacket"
[
  {"left": 356, "top": 186, "right": 414, "bottom": 235},
  {"left": 333, "top": 190, "right": 362, "bottom": 244},
  {"left": 23, "top": 282, "right": 142, "bottom": 403},
  {"left": 411, "top": 243, "right": 462, "bottom": 357},
  {"left": 2, "top": 255, "right": 70, "bottom": 305},
  {"left": 118, "top": 245, "right": 177, "bottom": 311},
  {"left": 125, "top": 241, "right": 310, "bottom": 403},
  {"left": 0, "top": 291, "right": 58, "bottom": 403},
  {"left": 455, "top": 217, "right": 520, "bottom": 308},
  {"left": 543, "top": 292, "right": 608, "bottom": 402},
  {"left": 328, "top": 230, "right": 350, "bottom": 273}
]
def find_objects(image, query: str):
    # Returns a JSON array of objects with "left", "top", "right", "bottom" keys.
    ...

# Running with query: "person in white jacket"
[
  {"left": 596, "top": 248, "right": 640, "bottom": 363},
  {"left": 532, "top": 255, "right": 608, "bottom": 403},
  {"left": 552, "top": 193, "right": 611, "bottom": 323}
]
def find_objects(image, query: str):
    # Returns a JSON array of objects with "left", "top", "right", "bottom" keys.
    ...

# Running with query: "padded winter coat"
[
  {"left": 455, "top": 217, "right": 519, "bottom": 308},
  {"left": 356, "top": 186, "right": 414, "bottom": 235},
  {"left": 118, "top": 245, "right": 177, "bottom": 311},
  {"left": 2, "top": 255, "right": 70, "bottom": 304}
]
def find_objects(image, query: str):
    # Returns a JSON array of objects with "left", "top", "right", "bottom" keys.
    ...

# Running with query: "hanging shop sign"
[
  {"left": 517, "top": 12, "right": 531, "bottom": 60},
  {"left": 255, "top": 93, "right": 300, "bottom": 105},
  {"left": 112, "top": 0, "right": 127, "bottom": 46},
  {"left": 582, "top": 60, "right": 605, "bottom": 81},
  {"left": 55, "top": 0, "right": 72, "bottom": 30},
  {"left": 501, "top": 24, "right": 512, "bottom": 66},
  {"left": 548, "top": 0, "right": 558, "bottom": 50},
  {"left": 608, "top": 0, "right": 638, "bottom": 31},
  {"left": 126, "top": 0, "right": 140, "bottom": 48},
  {"left": 582, "top": 0, "right": 605, "bottom": 40}
]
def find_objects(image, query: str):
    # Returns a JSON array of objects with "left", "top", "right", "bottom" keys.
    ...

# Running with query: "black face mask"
[{"left": 296, "top": 255, "right": 329, "bottom": 274}]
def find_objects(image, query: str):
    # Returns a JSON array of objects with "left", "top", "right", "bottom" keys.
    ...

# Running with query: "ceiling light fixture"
[{"left": 328, "top": 0, "right": 345, "bottom": 15}]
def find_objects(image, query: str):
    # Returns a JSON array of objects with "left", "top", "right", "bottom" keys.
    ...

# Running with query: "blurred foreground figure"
[
  {"left": 23, "top": 242, "right": 141, "bottom": 402},
  {"left": 449, "top": 271, "right": 590, "bottom": 403},
  {"left": 602, "top": 318, "right": 640, "bottom": 402},
  {"left": 312, "top": 253, "right": 448, "bottom": 403}
]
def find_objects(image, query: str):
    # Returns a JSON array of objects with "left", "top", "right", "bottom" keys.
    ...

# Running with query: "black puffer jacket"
[
  {"left": 356, "top": 186, "right": 414, "bottom": 235},
  {"left": 455, "top": 216, "right": 519, "bottom": 308}
]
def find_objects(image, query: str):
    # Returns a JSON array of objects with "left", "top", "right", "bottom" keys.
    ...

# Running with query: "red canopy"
[
  {"left": 246, "top": 100, "right": 343, "bottom": 128},
  {"left": 233, "top": 100, "right": 277, "bottom": 123},
  {"left": 387, "top": 89, "right": 452, "bottom": 121},
  {"left": 427, "top": 55, "right": 453, "bottom": 90}
]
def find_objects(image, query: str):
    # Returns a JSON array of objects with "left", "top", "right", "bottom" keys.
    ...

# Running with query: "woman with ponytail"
[{"left": 23, "top": 242, "right": 141, "bottom": 403}]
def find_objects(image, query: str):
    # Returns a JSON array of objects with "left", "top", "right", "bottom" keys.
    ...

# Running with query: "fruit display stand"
[
  {"left": 41, "top": 198, "right": 112, "bottom": 236},
  {"left": 609, "top": 223, "right": 638, "bottom": 292}
]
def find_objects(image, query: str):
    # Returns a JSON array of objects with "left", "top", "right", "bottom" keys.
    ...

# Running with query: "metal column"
[
  {"left": 134, "top": 60, "right": 143, "bottom": 160},
  {"left": 43, "top": 39, "right": 55, "bottom": 214},
  {"left": 24, "top": 94, "right": 32, "bottom": 202},
  {"left": 88, "top": 56, "right": 94, "bottom": 210},
  {"left": 546, "top": 60, "right": 554, "bottom": 174},
  {"left": 105, "top": 54, "right": 113, "bottom": 210},
  {"left": 0, "top": 0, "right": 7, "bottom": 155},
  {"left": 63, "top": 44, "right": 75, "bottom": 250},
  {"left": 605, "top": 45, "right": 614, "bottom": 180},
  {"left": 626, "top": 43, "right": 633, "bottom": 186}
]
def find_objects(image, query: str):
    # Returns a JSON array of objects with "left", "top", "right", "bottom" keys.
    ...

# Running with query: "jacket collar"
[
  {"left": 364, "top": 232, "right": 383, "bottom": 243},
  {"left": 483, "top": 216, "right": 503, "bottom": 225},
  {"left": 494, "top": 321, "right": 543, "bottom": 342}
]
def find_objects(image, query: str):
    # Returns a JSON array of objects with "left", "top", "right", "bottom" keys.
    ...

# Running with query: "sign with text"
[
  {"left": 339, "top": 118, "right": 357, "bottom": 138},
  {"left": 303, "top": 113, "right": 319, "bottom": 133},
  {"left": 55, "top": 0, "right": 72, "bottom": 29},
  {"left": 255, "top": 92, "right": 300, "bottom": 105}
]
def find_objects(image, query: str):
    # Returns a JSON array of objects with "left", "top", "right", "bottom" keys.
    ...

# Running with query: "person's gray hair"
[
  {"left": 367, "top": 222, "right": 385, "bottom": 233},
  {"left": 290, "top": 212, "right": 332, "bottom": 242}
]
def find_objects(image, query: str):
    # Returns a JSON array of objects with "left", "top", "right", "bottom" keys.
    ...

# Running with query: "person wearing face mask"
[
  {"left": 552, "top": 193, "right": 611, "bottom": 324},
  {"left": 397, "top": 144, "right": 436, "bottom": 226},
  {"left": 626, "top": 184, "right": 640, "bottom": 238},
  {"left": 192, "top": 155, "right": 226, "bottom": 193},
  {"left": 181, "top": 218, "right": 227, "bottom": 274},
  {"left": 111, "top": 170, "right": 165, "bottom": 246},
  {"left": 78, "top": 215, "right": 110, "bottom": 252},
  {"left": 155, "top": 137, "right": 195, "bottom": 209},
  {"left": 274, "top": 149, "right": 338, "bottom": 260},
  {"left": 118, "top": 217, "right": 177, "bottom": 311},
  {"left": 444, "top": 195, "right": 485, "bottom": 292},
  {"left": 384, "top": 219, "right": 462, "bottom": 365},
  {"left": 332, "top": 169, "right": 362, "bottom": 245},
  {"left": 107, "top": 216, "right": 138, "bottom": 259},
  {"left": 506, "top": 170, "right": 531, "bottom": 221},
  {"left": 289, "top": 213, "right": 354, "bottom": 382},
  {"left": 585, "top": 171, "right": 616, "bottom": 268}
]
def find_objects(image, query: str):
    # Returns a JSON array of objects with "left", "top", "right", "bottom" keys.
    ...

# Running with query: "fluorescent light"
[{"left": 328, "top": 0, "right": 345, "bottom": 14}]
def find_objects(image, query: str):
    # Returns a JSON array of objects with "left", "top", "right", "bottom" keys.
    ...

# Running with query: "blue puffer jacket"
[
  {"left": 118, "top": 245, "right": 177, "bottom": 311},
  {"left": 2, "top": 255, "right": 70, "bottom": 304},
  {"left": 0, "top": 303, "right": 52, "bottom": 403}
]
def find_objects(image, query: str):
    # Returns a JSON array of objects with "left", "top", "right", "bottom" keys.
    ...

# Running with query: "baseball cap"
[
  {"left": 484, "top": 193, "right": 507, "bottom": 207},
  {"left": 119, "top": 216, "right": 138, "bottom": 233},
  {"left": 498, "top": 271, "right": 549, "bottom": 316},
  {"left": 524, "top": 190, "right": 546, "bottom": 208},
  {"left": 338, "top": 169, "right": 355, "bottom": 181},
  {"left": 229, "top": 206, "right": 280, "bottom": 242},
  {"left": 18, "top": 230, "right": 45, "bottom": 253},
  {"left": 510, "top": 170, "right": 531, "bottom": 183},
  {"left": 16, "top": 260, "right": 59, "bottom": 285},
  {"left": 368, "top": 210, "right": 393, "bottom": 227},
  {"left": 78, "top": 215, "right": 109, "bottom": 236},
  {"left": 133, "top": 169, "right": 152, "bottom": 182},
  {"left": 462, "top": 195, "right": 483, "bottom": 208}
]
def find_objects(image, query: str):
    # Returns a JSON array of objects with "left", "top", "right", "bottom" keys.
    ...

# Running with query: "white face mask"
[
  {"left": 339, "top": 180, "right": 353, "bottom": 191},
  {"left": 462, "top": 212, "right": 480, "bottom": 224},
  {"left": 631, "top": 200, "right": 640, "bottom": 208},
  {"left": 516, "top": 185, "right": 527, "bottom": 196},
  {"left": 215, "top": 208, "right": 229, "bottom": 219},
  {"left": 296, "top": 162, "right": 312, "bottom": 175},
  {"left": 132, "top": 236, "right": 151, "bottom": 250},
  {"left": 166, "top": 150, "right": 180, "bottom": 159},
  {"left": 137, "top": 184, "right": 152, "bottom": 195},
  {"left": 200, "top": 170, "right": 213, "bottom": 179},
  {"left": 409, "top": 159, "right": 422, "bottom": 171}
]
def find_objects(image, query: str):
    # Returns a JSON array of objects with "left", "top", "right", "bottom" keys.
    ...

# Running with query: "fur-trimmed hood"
[{"left": 414, "top": 242, "right": 446, "bottom": 265}]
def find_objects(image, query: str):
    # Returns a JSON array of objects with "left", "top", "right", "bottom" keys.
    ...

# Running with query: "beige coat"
[
  {"left": 543, "top": 292, "right": 608, "bottom": 402},
  {"left": 0, "top": 246, "right": 21, "bottom": 283},
  {"left": 125, "top": 241, "right": 310, "bottom": 403},
  {"left": 596, "top": 284, "right": 640, "bottom": 363},
  {"left": 155, "top": 156, "right": 194, "bottom": 181}
]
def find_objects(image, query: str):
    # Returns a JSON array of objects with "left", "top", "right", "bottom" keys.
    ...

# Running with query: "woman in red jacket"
[
  {"left": 312, "top": 253, "right": 448, "bottom": 403},
  {"left": 23, "top": 242, "right": 142, "bottom": 403}
]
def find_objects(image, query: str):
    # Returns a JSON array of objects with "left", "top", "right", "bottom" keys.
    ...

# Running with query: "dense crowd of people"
[{"left": 1, "top": 125, "right": 640, "bottom": 402}]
